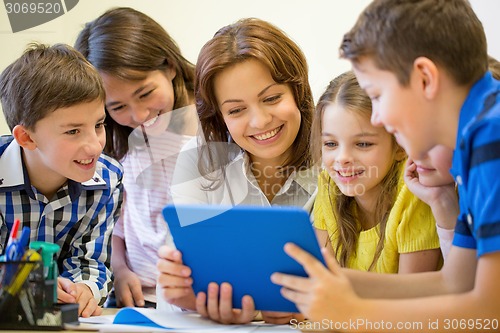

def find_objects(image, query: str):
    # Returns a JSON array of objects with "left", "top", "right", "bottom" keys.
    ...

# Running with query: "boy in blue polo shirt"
[
  {"left": 0, "top": 43, "right": 123, "bottom": 317},
  {"left": 271, "top": 0, "right": 500, "bottom": 330}
]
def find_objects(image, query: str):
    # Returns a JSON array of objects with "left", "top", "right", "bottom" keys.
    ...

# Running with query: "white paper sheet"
[{"left": 77, "top": 308, "right": 297, "bottom": 333}]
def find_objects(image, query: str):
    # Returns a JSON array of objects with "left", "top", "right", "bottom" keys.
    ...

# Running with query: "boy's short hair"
[
  {"left": 0, "top": 43, "right": 105, "bottom": 131},
  {"left": 340, "top": 0, "right": 488, "bottom": 86}
]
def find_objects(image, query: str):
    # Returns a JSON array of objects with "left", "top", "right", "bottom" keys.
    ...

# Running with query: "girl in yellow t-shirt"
[{"left": 311, "top": 71, "right": 441, "bottom": 273}]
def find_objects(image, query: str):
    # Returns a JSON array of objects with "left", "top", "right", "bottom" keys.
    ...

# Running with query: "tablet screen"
[{"left": 163, "top": 204, "right": 325, "bottom": 312}]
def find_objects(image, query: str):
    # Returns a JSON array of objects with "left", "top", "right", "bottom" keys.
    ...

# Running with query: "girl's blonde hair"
[{"left": 311, "top": 71, "right": 405, "bottom": 270}]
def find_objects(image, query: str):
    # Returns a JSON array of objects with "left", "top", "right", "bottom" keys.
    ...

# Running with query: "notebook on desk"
[{"left": 162, "top": 204, "right": 325, "bottom": 312}]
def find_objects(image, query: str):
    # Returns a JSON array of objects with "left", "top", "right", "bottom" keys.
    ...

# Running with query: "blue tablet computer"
[{"left": 162, "top": 204, "right": 325, "bottom": 312}]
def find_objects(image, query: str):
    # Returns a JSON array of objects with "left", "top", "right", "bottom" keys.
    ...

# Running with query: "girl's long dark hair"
[{"left": 75, "top": 7, "right": 195, "bottom": 160}]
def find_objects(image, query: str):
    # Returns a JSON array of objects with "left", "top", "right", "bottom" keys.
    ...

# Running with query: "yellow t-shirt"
[{"left": 313, "top": 166, "right": 440, "bottom": 273}]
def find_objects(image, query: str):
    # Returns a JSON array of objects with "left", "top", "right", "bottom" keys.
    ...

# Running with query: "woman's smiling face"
[{"left": 214, "top": 59, "right": 301, "bottom": 166}]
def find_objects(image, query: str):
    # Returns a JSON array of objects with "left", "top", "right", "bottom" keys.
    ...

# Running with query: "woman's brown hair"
[{"left": 194, "top": 18, "right": 315, "bottom": 186}]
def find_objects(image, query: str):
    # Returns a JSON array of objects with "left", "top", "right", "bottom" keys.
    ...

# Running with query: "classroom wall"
[{"left": 0, "top": 0, "right": 499, "bottom": 135}]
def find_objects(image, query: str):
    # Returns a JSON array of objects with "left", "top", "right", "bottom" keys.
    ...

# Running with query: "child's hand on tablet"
[{"left": 157, "top": 245, "right": 196, "bottom": 310}]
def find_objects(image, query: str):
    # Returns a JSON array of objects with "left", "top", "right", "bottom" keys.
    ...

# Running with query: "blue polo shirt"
[{"left": 451, "top": 71, "right": 500, "bottom": 257}]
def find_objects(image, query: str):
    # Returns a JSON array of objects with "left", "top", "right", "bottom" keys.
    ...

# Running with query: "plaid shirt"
[{"left": 0, "top": 136, "right": 123, "bottom": 303}]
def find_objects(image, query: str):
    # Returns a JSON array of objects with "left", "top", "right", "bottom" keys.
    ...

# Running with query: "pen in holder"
[
  {"left": 0, "top": 246, "right": 79, "bottom": 330},
  {"left": 0, "top": 250, "right": 43, "bottom": 326},
  {"left": 29, "top": 241, "right": 60, "bottom": 305}
]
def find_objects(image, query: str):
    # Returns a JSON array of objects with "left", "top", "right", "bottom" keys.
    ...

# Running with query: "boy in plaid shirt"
[{"left": 0, "top": 43, "right": 123, "bottom": 317}]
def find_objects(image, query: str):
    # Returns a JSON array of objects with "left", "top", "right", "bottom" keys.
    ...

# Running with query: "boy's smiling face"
[
  {"left": 353, "top": 57, "right": 438, "bottom": 161},
  {"left": 22, "top": 99, "right": 106, "bottom": 195}
]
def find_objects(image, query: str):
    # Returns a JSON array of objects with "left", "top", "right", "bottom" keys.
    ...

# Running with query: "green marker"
[
  {"left": 0, "top": 249, "right": 41, "bottom": 314},
  {"left": 29, "top": 241, "right": 60, "bottom": 304},
  {"left": 29, "top": 241, "right": 60, "bottom": 279}
]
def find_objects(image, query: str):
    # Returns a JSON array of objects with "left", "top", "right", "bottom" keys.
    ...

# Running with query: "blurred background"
[{"left": 1, "top": 0, "right": 499, "bottom": 134}]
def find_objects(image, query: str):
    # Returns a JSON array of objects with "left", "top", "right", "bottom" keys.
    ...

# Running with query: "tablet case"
[{"left": 162, "top": 204, "right": 325, "bottom": 312}]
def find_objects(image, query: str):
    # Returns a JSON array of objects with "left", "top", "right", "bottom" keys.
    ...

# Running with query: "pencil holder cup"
[
  {"left": 0, "top": 260, "right": 44, "bottom": 327},
  {"left": 0, "top": 260, "right": 78, "bottom": 330}
]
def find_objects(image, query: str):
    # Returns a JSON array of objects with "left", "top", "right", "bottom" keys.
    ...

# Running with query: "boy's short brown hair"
[
  {"left": 340, "top": 0, "right": 488, "bottom": 86},
  {"left": 0, "top": 43, "right": 105, "bottom": 131}
]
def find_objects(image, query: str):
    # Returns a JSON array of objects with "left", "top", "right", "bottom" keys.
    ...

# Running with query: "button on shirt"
[{"left": 0, "top": 136, "right": 123, "bottom": 302}]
